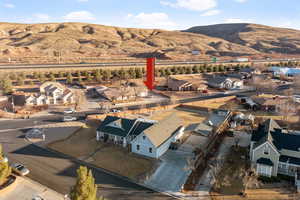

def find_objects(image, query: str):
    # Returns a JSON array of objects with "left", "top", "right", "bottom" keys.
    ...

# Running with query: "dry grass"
[
  {"left": 48, "top": 120, "right": 155, "bottom": 179},
  {"left": 90, "top": 146, "right": 155, "bottom": 179},
  {"left": 212, "top": 146, "right": 249, "bottom": 196},
  {"left": 48, "top": 121, "right": 102, "bottom": 158},
  {"left": 150, "top": 108, "right": 206, "bottom": 126},
  {"left": 211, "top": 188, "right": 298, "bottom": 200}
]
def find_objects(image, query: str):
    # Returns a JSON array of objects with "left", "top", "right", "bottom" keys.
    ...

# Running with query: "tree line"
[{"left": 0, "top": 64, "right": 250, "bottom": 94}]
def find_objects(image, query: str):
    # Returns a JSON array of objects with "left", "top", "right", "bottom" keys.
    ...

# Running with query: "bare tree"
[{"left": 74, "top": 90, "right": 87, "bottom": 111}]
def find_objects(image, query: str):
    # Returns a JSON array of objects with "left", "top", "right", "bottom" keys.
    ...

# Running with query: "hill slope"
[
  {"left": 185, "top": 23, "right": 300, "bottom": 54},
  {"left": 0, "top": 22, "right": 300, "bottom": 62},
  {"left": 0, "top": 22, "right": 258, "bottom": 61}
]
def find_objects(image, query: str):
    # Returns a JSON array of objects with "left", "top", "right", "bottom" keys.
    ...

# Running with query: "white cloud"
[
  {"left": 4, "top": 3, "right": 15, "bottom": 8},
  {"left": 200, "top": 9, "right": 221, "bottom": 16},
  {"left": 160, "top": 0, "right": 217, "bottom": 11},
  {"left": 224, "top": 18, "right": 253, "bottom": 23},
  {"left": 63, "top": 11, "right": 95, "bottom": 21},
  {"left": 33, "top": 13, "right": 51, "bottom": 22},
  {"left": 235, "top": 0, "right": 247, "bottom": 3},
  {"left": 126, "top": 12, "right": 177, "bottom": 30}
]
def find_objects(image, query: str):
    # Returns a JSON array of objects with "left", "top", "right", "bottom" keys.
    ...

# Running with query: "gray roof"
[
  {"left": 194, "top": 123, "right": 213, "bottom": 136},
  {"left": 257, "top": 158, "right": 273, "bottom": 166},
  {"left": 252, "top": 119, "right": 300, "bottom": 152},
  {"left": 144, "top": 114, "right": 183, "bottom": 148},
  {"left": 97, "top": 116, "right": 154, "bottom": 138}
]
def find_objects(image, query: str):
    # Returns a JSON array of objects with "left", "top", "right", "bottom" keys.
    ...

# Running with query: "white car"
[
  {"left": 64, "top": 108, "right": 75, "bottom": 114},
  {"left": 11, "top": 163, "right": 30, "bottom": 176},
  {"left": 63, "top": 116, "right": 77, "bottom": 122}
]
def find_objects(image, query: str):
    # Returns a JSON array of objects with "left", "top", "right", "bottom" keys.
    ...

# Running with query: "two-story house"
[{"left": 250, "top": 119, "right": 300, "bottom": 184}]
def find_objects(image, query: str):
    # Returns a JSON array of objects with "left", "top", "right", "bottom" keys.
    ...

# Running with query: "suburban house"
[
  {"left": 25, "top": 82, "right": 74, "bottom": 106},
  {"left": 250, "top": 119, "right": 300, "bottom": 189},
  {"left": 95, "top": 86, "right": 136, "bottom": 102},
  {"left": 207, "top": 76, "right": 243, "bottom": 90},
  {"left": 167, "top": 76, "right": 207, "bottom": 91},
  {"left": 96, "top": 114, "right": 184, "bottom": 158},
  {"left": 194, "top": 109, "right": 232, "bottom": 137},
  {"left": 25, "top": 94, "right": 49, "bottom": 106},
  {"left": 243, "top": 96, "right": 291, "bottom": 112}
]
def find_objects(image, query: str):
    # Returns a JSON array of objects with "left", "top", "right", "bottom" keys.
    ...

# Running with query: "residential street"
[{"left": 0, "top": 118, "right": 174, "bottom": 200}]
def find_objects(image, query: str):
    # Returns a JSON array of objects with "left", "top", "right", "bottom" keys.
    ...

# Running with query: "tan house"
[
  {"left": 250, "top": 119, "right": 300, "bottom": 190},
  {"left": 167, "top": 76, "right": 207, "bottom": 91}
]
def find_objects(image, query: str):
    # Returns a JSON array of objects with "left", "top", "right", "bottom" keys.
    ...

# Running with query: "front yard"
[{"left": 48, "top": 121, "right": 156, "bottom": 180}]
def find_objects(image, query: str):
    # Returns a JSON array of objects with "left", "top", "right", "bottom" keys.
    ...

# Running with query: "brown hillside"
[
  {"left": 185, "top": 23, "right": 300, "bottom": 54},
  {"left": 0, "top": 22, "right": 258, "bottom": 62}
]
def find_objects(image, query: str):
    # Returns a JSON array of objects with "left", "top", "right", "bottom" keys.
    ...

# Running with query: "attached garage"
[{"left": 256, "top": 158, "right": 273, "bottom": 177}]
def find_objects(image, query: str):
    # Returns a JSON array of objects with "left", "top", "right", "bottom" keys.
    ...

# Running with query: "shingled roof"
[
  {"left": 143, "top": 114, "right": 183, "bottom": 148},
  {"left": 97, "top": 116, "right": 154, "bottom": 138},
  {"left": 252, "top": 119, "right": 300, "bottom": 152}
]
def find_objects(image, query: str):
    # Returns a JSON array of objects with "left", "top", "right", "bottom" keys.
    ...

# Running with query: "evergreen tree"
[
  {"left": 95, "top": 70, "right": 102, "bottom": 83},
  {"left": 102, "top": 70, "right": 111, "bottom": 81},
  {"left": 0, "top": 144, "right": 11, "bottom": 186},
  {"left": 17, "top": 77, "right": 24, "bottom": 86},
  {"left": 39, "top": 73, "right": 47, "bottom": 83},
  {"left": 70, "top": 166, "right": 103, "bottom": 200},
  {"left": 86, "top": 73, "right": 93, "bottom": 82},
  {"left": 49, "top": 73, "right": 56, "bottom": 82},
  {"left": 135, "top": 68, "right": 142, "bottom": 78},
  {"left": 58, "top": 71, "right": 65, "bottom": 78},
  {"left": 67, "top": 72, "right": 73, "bottom": 84},
  {"left": 0, "top": 78, "right": 13, "bottom": 94}
]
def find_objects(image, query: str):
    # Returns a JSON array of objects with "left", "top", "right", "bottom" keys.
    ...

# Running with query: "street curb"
[{"left": 29, "top": 143, "right": 183, "bottom": 200}]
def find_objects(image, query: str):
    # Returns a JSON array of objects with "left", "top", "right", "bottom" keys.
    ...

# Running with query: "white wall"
[{"left": 131, "top": 132, "right": 156, "bottom": 158}]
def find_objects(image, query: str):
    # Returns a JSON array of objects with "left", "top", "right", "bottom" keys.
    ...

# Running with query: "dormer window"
[{"left": 143, "top": 136, "right": 146, "bottom": 140}]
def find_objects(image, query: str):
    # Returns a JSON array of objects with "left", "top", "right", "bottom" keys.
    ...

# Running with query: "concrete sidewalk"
[{"left": 0, "top": 176, "right": 65, "bottom": 200}]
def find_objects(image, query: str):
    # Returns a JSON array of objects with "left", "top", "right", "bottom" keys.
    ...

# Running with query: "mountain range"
[{"left": 0, "top": 22, "right": 300, "bottom": 62}]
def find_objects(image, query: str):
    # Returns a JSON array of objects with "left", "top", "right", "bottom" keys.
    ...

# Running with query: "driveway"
[{"left": 144, "top": 149, "right": 193, "bottom": 194}]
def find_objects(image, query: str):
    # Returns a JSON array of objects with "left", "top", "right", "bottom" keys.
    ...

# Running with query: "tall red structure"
[{"left": 144, "top": 57, "right": 155, "bottom": 90}]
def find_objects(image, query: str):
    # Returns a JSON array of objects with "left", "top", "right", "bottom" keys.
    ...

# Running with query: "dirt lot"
[
  {"left": 149, "top": 107, "right": 207, "bottom": 127},
  {"left": 48, "top": 121, "right": 156, "bottom": 179}
]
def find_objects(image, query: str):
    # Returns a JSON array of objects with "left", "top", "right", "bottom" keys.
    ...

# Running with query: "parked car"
[
  {"left": 0, "top": 175, "right": 16, "bottom": 190},
  {"left": 11, "top": 163, "right": 30, "bottom": 176},
  {"left": 32, "top": 196, "right": 44, "bottom": 200},
  {"left": 110, "top": 109, "right": 121, "bottom": 113},
  {"left": 64, "top": 108, "right": 75, "bottom": 114},
  {"left": 63, "top": 116, "right": 77, "bottom": 122}
]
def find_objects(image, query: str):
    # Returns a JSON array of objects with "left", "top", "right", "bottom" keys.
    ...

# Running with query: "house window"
[
  {"left": 143, "top": 136, "right": 146, "bottom": 140},
  {"left": 137, "top": 145, "right": 140, "bottom": 151},
  {"left": 149, "top": 148, "right": 152, "bottom": 153},
  {"left": 263, "top": 145, "right": 270, "bottom": 155}
]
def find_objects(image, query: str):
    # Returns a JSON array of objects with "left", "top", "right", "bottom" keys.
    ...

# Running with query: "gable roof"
[
  {"left": 143, "top": 114, "right": 183, "bottom": 148},
  {"left": 252, "top": 119, "right": 300, "bottom": 152},
  {"left": 97, "top": 116, "right": 154, "bottom": 138},
  {"left": 97, "top": 116, "right": 137, "bottom": 137}
]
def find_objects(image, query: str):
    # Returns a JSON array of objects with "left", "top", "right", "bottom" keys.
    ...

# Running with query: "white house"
[
  {"left": 131, "top": 114, "right": 184, "bottom": 158},
  {"left": 97, "top": 114, "right": 184, "bottom": 158},
  {"left": 208, "top": 76, "right": 243, "bottom": 90}
]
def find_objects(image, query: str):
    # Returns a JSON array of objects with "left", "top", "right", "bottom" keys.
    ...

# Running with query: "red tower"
[{"left": 144, "top": 57, "right": 155, "bottom": 90}]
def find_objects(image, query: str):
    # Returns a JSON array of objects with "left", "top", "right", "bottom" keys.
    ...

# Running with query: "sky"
[{"left": 0, "top": 0, "right": 300, "bottom": 30}]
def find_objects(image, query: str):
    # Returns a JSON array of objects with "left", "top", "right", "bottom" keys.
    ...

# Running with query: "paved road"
[
  {"left": 0, "top": 120, "right": 174, "bottom": 200},
  {"left": 0, "top": 58, "right": 298, "bottom": 70}
]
